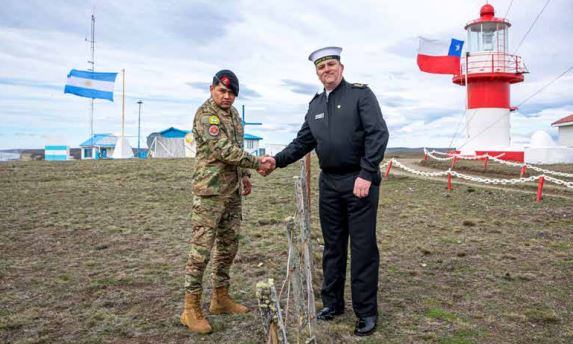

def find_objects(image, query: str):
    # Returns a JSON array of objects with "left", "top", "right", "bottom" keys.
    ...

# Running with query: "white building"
[
  {"left": 244, "top": 133, "right": 264, "bottom": 156},
  {"left": 524, "top": 115, "right": 573, "bottom": 164},
  {"left": 79, "top": 134, "right": 117, "bottom": 159},
  {"left": 552, "top": 115, "right": 573, "bottom": 147},
  {"left": 147, "top": 127, "right": 193, "bottom": 158}
]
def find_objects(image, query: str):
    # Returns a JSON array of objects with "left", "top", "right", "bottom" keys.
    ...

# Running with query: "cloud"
[
  {"left": 282, "top": 79, "right": 319, "bottom": 96},
  {"left": 186, "top": 81, "right": 260, "bottom": 100},
  {"left": 0, "top": 0, "right": 572, "bottom": 150},
  {"left": 238, "top": 86, "right": 261, "bottom": 99},
  {"left": 0, "top": 77, "right": 61, "bottom": 91},
  {"left": 187, "top": 82, "right": 210, "bottom": 91},
  {"left": 380, "top": 94, "right": 416, "bottom": 108}
]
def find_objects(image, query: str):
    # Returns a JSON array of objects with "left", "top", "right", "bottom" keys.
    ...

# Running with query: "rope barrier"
[
  {"left": 424, "top": 148, "right": 573, "bottom": 178},
  {"left": 383, "top": 157, "right": 573, "bottom": 190}
]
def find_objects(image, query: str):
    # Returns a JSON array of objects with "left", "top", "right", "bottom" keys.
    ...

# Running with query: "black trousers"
[{"left": 319, "top": 171, "right": 380, "bottom": 317}]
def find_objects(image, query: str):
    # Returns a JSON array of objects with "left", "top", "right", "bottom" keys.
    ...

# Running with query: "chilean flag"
[{"left": 417, "top": 37, "right": 464, "bottom": 74}]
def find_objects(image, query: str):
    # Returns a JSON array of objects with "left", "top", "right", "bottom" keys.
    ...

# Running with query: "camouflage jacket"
[{"left": 192, "top": 98, "right": 260, "bottom": 196}]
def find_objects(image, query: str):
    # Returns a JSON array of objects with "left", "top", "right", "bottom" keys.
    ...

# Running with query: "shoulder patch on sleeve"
[
  {"left": 208, "top": 125, "right": 220, "bottom": 137},
  {"left": 208, "top": 115, "right": 220, "bottom": 125},
  {"left": 351, "top": 83, "right": 368, "bottom": 89},
  {"left": 201, "top": 115, "right": 220, "bottom": 125}
]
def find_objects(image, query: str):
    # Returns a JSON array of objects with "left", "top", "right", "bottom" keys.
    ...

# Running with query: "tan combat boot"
[
  {"left": 180, "top": 292, "right": 213, "bottom": 334},
  {"left": 209, "top": 287, "right": 250, "bottom": 314}
]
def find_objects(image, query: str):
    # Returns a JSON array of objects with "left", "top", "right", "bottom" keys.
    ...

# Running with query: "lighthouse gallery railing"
[{"left": 455, "top": 52, "right": 528, "bottom": 77}]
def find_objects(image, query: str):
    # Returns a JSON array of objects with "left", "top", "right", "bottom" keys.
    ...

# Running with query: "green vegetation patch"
[{"left": 425, "top": 307, "right": 458, "bottom": 322}]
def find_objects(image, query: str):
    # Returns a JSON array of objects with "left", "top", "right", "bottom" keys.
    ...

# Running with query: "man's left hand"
[
  {"left": 353, "top": 177, "right": 371, "bottom": 198},
  {"left": 241, "top": 176, "right": 252, "bottom": 196}
]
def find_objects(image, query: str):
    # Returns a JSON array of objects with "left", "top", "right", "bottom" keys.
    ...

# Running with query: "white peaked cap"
[{"left": 308, "top": 46, "right": 343, "bottom": 65}]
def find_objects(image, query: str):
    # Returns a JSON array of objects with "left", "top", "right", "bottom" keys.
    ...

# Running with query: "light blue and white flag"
[{"left": 64, "top": 69, "right": 118, "bottom": 101}]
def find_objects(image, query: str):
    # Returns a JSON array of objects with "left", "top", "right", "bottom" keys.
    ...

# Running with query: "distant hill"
[
  {"left": 0, "top": 148, "right": 146, "bottom": 160},
  {"left": 386, "top": 147, "right": 449, "bottom": 153},
  {"left": 1, "top": 147, "right": 437, "bottom": 160}
]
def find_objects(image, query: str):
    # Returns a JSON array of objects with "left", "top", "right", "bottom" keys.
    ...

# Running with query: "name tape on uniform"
[{"left": 315, "top": 113, "right": 325, "bottom": 119}]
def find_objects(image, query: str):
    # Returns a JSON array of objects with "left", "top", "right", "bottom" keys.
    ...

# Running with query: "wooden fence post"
[
  {"left": 286, "top": 161, "right": 317, "bottom": 343},
  {"left": 256, "top": 279, "right": 289, "bottom": 344}
]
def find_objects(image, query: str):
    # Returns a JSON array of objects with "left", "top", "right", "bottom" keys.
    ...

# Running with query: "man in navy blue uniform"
[{"left": 260, "top": 47, "right": 389, "bottom": 336}]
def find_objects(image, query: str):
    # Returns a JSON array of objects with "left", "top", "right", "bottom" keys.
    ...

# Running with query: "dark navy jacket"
[{"left": 275, "top": 79, "right": 389, "bottom": 184}]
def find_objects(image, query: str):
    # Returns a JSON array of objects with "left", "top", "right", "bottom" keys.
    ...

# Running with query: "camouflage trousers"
[{"left": 184, "top": 192, "right": 242, "bottom": 294}]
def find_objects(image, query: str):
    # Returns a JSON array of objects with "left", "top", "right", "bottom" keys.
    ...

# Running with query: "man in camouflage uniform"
[{"left": 180, "top": 70, "right": 268, "bottom": 334}]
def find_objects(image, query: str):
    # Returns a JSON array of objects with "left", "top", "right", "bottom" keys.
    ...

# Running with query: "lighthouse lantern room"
[{"left": 453, "top": 3, "right": 528, "bottom": 161}]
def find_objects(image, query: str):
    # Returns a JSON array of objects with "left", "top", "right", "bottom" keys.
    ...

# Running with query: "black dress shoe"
[
  {"left": 316, "top": 306, "right": 344, "bottom": 321},
  {"left": 354, "top": 315, "right": 377, "bottom": 336}
]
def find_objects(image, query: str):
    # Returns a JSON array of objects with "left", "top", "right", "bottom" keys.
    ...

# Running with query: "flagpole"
[
  {"left": 464, "top": 51, "right": 470, "bottom": 140},
  {"left": 465, "top": 52, "right": 469, "bottom": 110},
  {"left": 121, "top": 69, "right": 125, "bottom": 138},
  {"left": 88, "top": 13, "right": 96, "bottom": 157}
]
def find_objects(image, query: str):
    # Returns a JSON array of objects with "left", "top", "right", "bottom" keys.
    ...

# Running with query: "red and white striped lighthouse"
[{"left": 453, "top": 3, "right": 528, "bottom": 161}]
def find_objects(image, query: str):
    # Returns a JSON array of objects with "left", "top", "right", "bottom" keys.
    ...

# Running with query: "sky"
[{"left": 1, "top": 0, "right": 572, "bottom": 150}]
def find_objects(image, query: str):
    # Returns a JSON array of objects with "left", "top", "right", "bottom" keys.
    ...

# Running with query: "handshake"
[{"left": 256, "top": 156, "right": 276, "bottom": 176}]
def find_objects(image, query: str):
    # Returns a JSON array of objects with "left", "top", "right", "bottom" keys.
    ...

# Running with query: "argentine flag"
[{"left": 64, "top": 69, "right": 118, "bottom": 101}]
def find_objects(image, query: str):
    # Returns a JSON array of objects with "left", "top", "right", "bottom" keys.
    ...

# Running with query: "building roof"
[
  {"left": 148, "top": 127, "right": 262, "bottom": 141},
  {"left": 244, "top": 133, "right": 263, "bottom": 140},
  {"left": 551, "top": 114, "right": 573, "bottom": 127},
  {"left": 158, "top": 127, "right": 191, "bottom": 138},
  {"left": 79, "top": 134, "right": 117, "bottom": 147}
]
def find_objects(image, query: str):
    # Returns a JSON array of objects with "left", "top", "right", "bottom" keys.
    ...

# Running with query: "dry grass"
[{"left": 1, "top": 156, "right": 572, "bottom": 343}]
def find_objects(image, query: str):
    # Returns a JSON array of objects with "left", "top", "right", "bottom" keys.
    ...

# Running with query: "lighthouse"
[{"left": 453, "top": 3, "right": 527, "bottom": 161}]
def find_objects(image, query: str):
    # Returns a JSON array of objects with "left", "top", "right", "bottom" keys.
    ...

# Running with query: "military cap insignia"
[
  {"left": 208, "top": 115, "right": 220, "bottom": 125},
  {"left": 220, "top": 76, "right": 230, "bottom": 87},
  {"left": 208, "top": 125, "right": 220, "bottom": 137}
]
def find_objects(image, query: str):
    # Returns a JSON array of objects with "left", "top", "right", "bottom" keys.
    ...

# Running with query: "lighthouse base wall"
[
  {"left": 525, "top": 147, "right": 573, "bottom": 165},
  {"left": 459, "top": 108, "right": 511, "bottom": 154}
]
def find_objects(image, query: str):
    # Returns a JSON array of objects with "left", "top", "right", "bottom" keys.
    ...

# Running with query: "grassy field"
[{"left": 1, "top": 157, "right": 572, "bottom": 343}]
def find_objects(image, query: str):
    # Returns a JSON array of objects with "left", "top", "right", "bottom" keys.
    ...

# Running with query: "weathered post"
[
  {"left": 283, "top": 161, "right": 316, "bottom": 343},
  {"left": 295, "top": 162, "right": 317, "bottom": 324},
  {"left": 256, "top": 278, "right": 289, "bottom": 344}
]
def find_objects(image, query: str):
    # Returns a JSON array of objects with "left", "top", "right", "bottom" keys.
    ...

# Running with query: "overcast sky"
[{"left": 1, "top": 0, "right": 572, "bottom": 150}]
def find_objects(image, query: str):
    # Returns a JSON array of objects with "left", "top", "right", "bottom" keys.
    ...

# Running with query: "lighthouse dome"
[
  {"left": 480, "top": 4, "right": 495, "bottom": 18},
  {"left": 530, "top": 130, "right": 557, "bottom": 147}
]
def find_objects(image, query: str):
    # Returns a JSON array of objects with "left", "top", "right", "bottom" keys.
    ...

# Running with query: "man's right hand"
[{"left": 257, "top": 156, "right": 276, "bottom": 176}]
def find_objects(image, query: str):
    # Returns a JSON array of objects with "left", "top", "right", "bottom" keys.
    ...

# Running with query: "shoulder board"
[
  {"left": 351, "top": 83, "right": 368, "bottom": 89},
  {"left": 309, "top": 92, "right": 320, "bottom": 104}
]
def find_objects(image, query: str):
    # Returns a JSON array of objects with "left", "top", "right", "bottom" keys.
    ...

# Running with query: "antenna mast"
[{"left": 87, "top": 13, "right": 96, "bottom": 154}]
